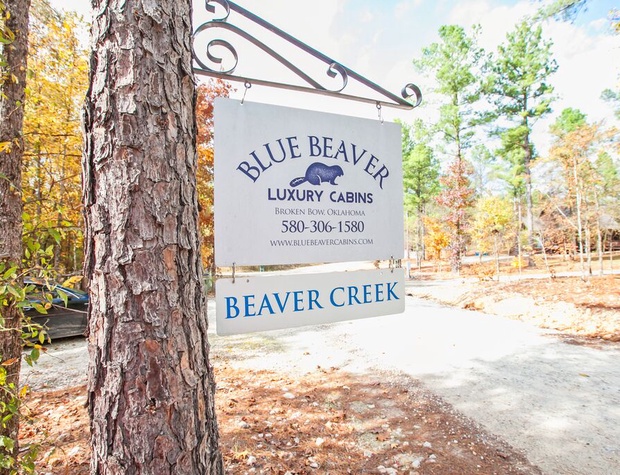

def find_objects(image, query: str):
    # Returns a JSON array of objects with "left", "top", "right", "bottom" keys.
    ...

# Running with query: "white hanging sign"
[
  {"left": 214, "top": 98, "right": 403, "bottom": 266},
  {"left": 216, "top": 268, "right": 405, "bottom": 336}
]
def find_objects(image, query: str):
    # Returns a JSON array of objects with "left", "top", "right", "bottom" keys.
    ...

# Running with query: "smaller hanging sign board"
[
  {"left": 216, "top": 268, "right": 405, "bottom": 335},
  {"left": 214, "top": 98, "right": 403, "bottom": 267}
]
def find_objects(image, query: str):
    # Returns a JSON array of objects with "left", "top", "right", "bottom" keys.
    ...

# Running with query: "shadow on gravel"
[{"left": 417, "top": 343, "right": 620, "bottom": 475}]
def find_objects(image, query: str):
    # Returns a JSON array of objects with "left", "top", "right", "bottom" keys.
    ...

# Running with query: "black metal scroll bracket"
[{"left": 192, "top": 0, "right": 422, "bottom": 110}]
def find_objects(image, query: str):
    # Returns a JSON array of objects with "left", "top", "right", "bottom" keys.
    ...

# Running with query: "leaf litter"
[{"left": 20, "top": 365, "right": 541, "bottom": 474}]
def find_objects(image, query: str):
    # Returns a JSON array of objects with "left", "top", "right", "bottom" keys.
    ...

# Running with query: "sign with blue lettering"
[
  {"left": 214, "top": 98, "right": 403, "bottom": 266},
  {"left": 215, "top": 268, "right": 405, "bottom": 335}
]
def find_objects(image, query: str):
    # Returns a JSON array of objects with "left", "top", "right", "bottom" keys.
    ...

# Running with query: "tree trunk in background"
[
  {"left": 593, "top": 191, "right": 604, "bottom": 276},
  {"left": 82, "top": 1, "right": 223, "bottom": 473},
  {"left": 523, "top": 124, "right": 535, "bottom": 250},
  {"left": 609, "top": 236, "right": 614, "bottom": 271},
  {"left": 573, "top": 156, "right": 586, "bottom": 279},
  {"left": 516, "top": 198, "right": 523, "bottom": 275},
  {"left": 0, "top": 0, "right": 30, "bottom": 470}
]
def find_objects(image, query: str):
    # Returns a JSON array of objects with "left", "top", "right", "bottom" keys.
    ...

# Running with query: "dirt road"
[{"left": 21, "top": 291, "right": 620, "bottom": 474}]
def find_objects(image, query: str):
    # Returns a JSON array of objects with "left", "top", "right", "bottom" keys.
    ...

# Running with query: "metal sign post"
[
  {"left": 192, "top": 0, "right": 422, "bottom": 110},
  {"left": 192, "top": 0, "right": 423, "bottom": 335}
]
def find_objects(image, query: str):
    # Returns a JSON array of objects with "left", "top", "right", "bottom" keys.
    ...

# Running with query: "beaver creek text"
[
  {"left": 224, "top": 281, "right": 399, "bottom": 319},
  {"left": 236, "top": 135, "right": 391, "bottom": 189}
]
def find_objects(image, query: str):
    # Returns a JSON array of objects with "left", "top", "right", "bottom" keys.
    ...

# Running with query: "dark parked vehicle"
[{"left": 23, "top": 280, "right": 89, "bottom": 340}]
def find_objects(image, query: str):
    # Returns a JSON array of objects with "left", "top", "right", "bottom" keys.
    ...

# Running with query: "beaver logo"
[{"left": 289, "top": 162, "right": 344, "bottom": 187}]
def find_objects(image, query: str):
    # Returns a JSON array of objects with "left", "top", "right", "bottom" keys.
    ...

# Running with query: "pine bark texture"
[
  {"left": 82, "top": 1, "right": 223, "bottom": 473},
  {"left": 0, "top": 0, "right": 30, "bottom": 468}
]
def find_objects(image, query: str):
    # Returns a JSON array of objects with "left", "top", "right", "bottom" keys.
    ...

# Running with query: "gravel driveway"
[{"left": 22, "top": 292, "right": 620, "bottom": 475}]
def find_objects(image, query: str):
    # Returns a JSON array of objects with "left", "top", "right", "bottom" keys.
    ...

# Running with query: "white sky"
[{"left": 49, "top": 0, "right": 619, "bottom": 154}]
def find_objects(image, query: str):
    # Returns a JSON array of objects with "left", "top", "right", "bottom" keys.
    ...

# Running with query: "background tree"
[
  {"left": 548, "top": 109, "right": 607, "bottom": 276},
  {"left": 82, "top": 0, "right": 223, "bottom": 472},
  {"left": 470, "top": 195, "right": 515, "bottom": 278},
  {"left": 196, "top": 80, "right": 231, "bottom": 276},
  {"left": 469, "top": 144, "right": 500, "bottom": 197},
  {"left": 436, "top": 158, "right": 475, "bottom": 273},
  {"left": 414, "top": 25, "right": 482, "bottom": 272},
  {"left": 401, "top": 119, "right": 440, "bottom": 267},
  {"left": 29, "top": 0, "right": 57, "bottom": 26},
  {"left": 0, "top": 0, "right": 31, "bottom": 470},
  {"left": 612, "top": 8, "right": 620, "bottom": 33},
  {"left": 422, "top": 216, "right": 450, "bottom": 272},
  {"left": 536, "top": 0, "right": 619, "bottom": 32},
  {"left": 601, "top": 88, "right": 620, "bottom": 120},
  {"left": 595, "top": 150, "right": 620, "bottom": 270},
  {"left": 535, "top": 0, "right": 587, "bottom": 20},
  {"left": 485, "top": 19, "right": 558, "bottom": 248},
  {"left": 595, "top": 150, "right": 620, "bottom": 215},
  {"left": 23, "top": 8, "right": 88, "bottom": 275}
]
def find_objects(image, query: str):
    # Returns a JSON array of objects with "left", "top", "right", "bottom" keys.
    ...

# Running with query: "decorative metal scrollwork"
[
  {"left": 205, "top": 0, "right": 230, "bottom": 22},
  {"left": 192, "top": 0, "right": 422, "bottom": 110}
]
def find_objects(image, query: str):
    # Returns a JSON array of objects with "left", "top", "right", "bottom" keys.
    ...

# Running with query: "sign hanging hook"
[
  {"left": 376, "top": 102, "right": 384, "bottom": 124},
  {"left": 241, "top": 81, "right": 252, "bottom": 104}
]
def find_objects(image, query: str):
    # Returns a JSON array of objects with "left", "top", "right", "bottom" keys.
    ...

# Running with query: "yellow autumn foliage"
[{"left": 23, "top": 11, "right": 88, "bottom": 274}]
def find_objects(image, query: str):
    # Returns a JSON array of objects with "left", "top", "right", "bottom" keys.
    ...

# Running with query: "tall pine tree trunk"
[
  {"left": 593, "top": 190, "right": 604, "bottom": 276},
  {"left": 573, "top": 155, "right": 586, "bottom": 279},
  {"left": 523, "top": 121, "right": 535, "bottom": 250},
  {"left": 0, "top": 0, "right": 30, "bottom": 470},
  {"left": 82, "top": 1, "right": 223, "bottom": 473}
]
